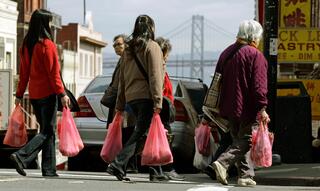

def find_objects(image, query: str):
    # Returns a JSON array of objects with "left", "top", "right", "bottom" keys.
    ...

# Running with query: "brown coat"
[{"left": 116, "top": 40, "right": 164, "bottom": 110}]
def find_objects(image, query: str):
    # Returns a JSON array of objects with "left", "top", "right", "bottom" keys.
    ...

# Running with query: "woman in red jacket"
[
  {"left": 10, "top": 9, "right": 70, "bottom": 177},
  {"left": 155, "top": 37, "right": 185, "bottom": 181}
]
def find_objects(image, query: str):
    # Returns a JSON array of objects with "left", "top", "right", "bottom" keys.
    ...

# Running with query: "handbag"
[
  {"left": 100, "top": 86, "right": 118, "bottom": 108},
  {"left": 202, "top": 44, "right": 246, "bottom": 132},
  {"left": 100, "top": 61, "right": 120, "bottom": 108},
  {"left": 57, "top": 74, "right": 80, "bottom": 112}
]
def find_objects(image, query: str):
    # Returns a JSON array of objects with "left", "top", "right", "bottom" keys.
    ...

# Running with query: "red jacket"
[
  {"left": 16, "top": 39, "right": 65, "bottom": 99},
  {"left": 163, "top": 72, "right": 174, "bottom": 104}
]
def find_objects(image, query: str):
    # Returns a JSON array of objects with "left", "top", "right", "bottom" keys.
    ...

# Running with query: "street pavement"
[{"left": 0, "top": 168, "right": 319, "bottom": 191}]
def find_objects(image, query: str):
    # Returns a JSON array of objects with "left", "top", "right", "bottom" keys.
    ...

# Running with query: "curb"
[{"left": 255, "top": 176, "right": 320, "bottom": 186}]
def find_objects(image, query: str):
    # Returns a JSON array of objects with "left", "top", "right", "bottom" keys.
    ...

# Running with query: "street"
[{"left": 0, "top": 169, "right": 319, "bottom": 191}]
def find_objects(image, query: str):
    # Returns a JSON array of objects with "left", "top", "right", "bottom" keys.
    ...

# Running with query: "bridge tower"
[{"left": 190, "top": 15, "right": 204, "bottom": 79}]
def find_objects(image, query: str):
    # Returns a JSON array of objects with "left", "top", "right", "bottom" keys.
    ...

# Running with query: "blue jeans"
[
  {"left": 15, "top": 94, "right": 57, "bottom": 174},
  {"left": 110, "top": 99, "right": 153, "bottom": 175}
]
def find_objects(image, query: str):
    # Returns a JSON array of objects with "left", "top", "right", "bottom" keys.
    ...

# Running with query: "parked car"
[{"left": 68, "top": 75, "right": 207, "bottom": 172}]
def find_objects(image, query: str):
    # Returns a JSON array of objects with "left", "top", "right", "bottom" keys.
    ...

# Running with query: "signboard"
[
  {"left": 278, "top": 79, "right": 320, "bottom": 119},
  {"left": 0, "top": 69, "right": 12, "bottom": 129},
  {"left": 278, "top": 28, "right": 320, "bottom": 62},
  {"left": 280, "top": 0, "right": 311, "bottom": 28},
  {"left": 278, "top": 0, "right": 320, "bottom": 63}
]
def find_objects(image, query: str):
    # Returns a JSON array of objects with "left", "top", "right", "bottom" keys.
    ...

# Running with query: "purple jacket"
[{"left": 215, "top": 42, "right": 268, "bottom": 121}]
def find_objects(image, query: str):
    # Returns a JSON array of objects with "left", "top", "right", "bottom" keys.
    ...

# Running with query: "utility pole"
[{"left": 263, "top": 0, "right": 278, "bottom": 132}]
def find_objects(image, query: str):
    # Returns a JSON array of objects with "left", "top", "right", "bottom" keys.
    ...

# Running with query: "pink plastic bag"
[
  {"left": 100, "top": 112, "right": 123, "bottom": 163},
  {"left": 3, "top": 105, "right": 27, "bottom": 147},
  {"left": 58, "top": 107, "right": 84, "bottom": 157},
  {"left": 194, "top": 123, "right": 211, "bottom": 156},
  {"left": 250, "top": 121, "right": 274, "bottom": 167},
  {"left": 141, "top": 113, "right": 173, "bottom": 166}
]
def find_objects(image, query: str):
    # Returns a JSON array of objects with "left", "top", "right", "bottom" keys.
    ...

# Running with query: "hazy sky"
[{"left": 47, "top": 0, "right": 256, "bottom": 55}]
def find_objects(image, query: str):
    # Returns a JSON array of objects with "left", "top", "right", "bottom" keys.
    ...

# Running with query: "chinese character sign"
[{"left": 280, "top": 0, "right": 310, "bottom": 28}]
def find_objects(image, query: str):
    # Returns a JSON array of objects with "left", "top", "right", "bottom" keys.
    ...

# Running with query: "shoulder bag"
[
  {"left": 100, "top": 62, "right": 120, "bottom": 108},
  {"left": 131, "top": 51, "right": 176, "bottom": 123},
  {"left": 57, "top": 74, "right": 80, "bottom": 112},
  {"left": 202, "top": 44, "right": 246, "bottom": 132}
]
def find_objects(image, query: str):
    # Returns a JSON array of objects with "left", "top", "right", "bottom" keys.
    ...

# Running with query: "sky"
[{"left": 47, "top": 0, "right": 256, "bottom": 56}]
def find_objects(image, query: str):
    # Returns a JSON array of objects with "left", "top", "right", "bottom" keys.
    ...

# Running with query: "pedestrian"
[
  {"left": 106, "top": 34, "right": 138, "bottom": 173},
  {"left": 208, "top": 19, "right": 269, "bottom": 187},
  {"left": 106, "top": 15, "right": 164, "bottom": 181},
  {"left": 155, "top": 37, "right": 185, "bottom": 181},
  {"left": 10, "top": 9, "right": 70, "bottom": 177}
]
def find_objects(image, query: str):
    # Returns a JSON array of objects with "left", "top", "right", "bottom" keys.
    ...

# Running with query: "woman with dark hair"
[
  {"left": 106, "top": 15, "right": 164, "bottom": 181},
  {"left": 10, "top": 9, "right": 70, "bottom": 177}
]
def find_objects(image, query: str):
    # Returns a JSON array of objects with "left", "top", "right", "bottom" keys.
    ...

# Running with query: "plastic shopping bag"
[
  {"left": 250, "top": 121, "right": 274, "bottom": 167},
  {"left": 194, "top": 123, "right": 211, "bottom": 156},
  {"left": 3, "top": 105, "right": 27, "bottom": 147},
  {"left": 100, "top": 112, "right": 123, "bottom": 163},
  {"left": 58, "top": 107, "right": 84, "bottom": 157},
  {"left": 141, "top": 113, "right": 173, "bottom": 166},
  {"left": 193, "top": 134, "right": 218, "bottom": 170}
]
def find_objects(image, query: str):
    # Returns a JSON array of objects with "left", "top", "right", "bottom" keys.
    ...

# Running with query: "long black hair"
[
  {"left": 127, "top": 15, "right": 155, "bottom": 51},
  {"left": 22, "top": 9, "right": 53, "bottom": 61}
]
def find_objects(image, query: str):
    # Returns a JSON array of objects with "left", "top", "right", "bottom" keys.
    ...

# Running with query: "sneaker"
[
  {"left": 237, "top": 177, "right": 256, "bottom": 187},
  {"left": 106, "top": 164, "right": 124, "bottom": 181},
  {"left": 164, "top": 170, "right": 185, "bottom": 181},
  {"left": 210, "top": 161, "right": 228, "bottom": 185},
  {"left": 149, "top": 167, "right": 169, "bottom": 182}
]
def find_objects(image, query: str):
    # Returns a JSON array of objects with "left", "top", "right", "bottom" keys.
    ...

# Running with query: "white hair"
[{"left": 236, "top": 20, "right": 263, "bottom": 43}]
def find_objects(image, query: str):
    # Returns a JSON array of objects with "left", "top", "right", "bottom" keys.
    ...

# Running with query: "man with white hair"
[{"left": 206, "top": 20, "right": 270, "bottom": 186}]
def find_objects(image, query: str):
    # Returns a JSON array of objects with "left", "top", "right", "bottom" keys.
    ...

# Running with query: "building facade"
[
  {"left": 57, "top": 23, "right": 107, "bottom": 97},
  {"left": 0, "top": 0, "right": 18, "bottom": 73}
]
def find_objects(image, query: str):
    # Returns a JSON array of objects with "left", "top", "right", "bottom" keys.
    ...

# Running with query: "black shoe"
[
  {"left": 164, "top": 170, "right": 185, "bottom": 181},
  {"left": 42, "top": 173, "right": 59, "bottom": 177},
  {"left": 203, "top": 166, "right": 217, "bottom": 180},
  {"left": 149, "top": 167, "right": 169, "bottom": 182},
  {"left": 106, "top": 164, "right": 124, "bottom": 181},
  {"left": 10, "top": 154, "right": 26, "bottom": 176}
]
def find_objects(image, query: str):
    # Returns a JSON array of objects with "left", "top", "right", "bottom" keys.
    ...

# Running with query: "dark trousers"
[
  {"left": 217, "top": 119, "right": 257, "bottom": 178},
  {"left": 15, "top": 94, "right": 57, "bottom": 174},
  {"left": 110, "top": 99, "right": 153, "bottom": 175}
]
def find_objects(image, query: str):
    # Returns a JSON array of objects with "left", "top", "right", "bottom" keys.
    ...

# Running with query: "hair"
[
  {"left": 155, "top": 37, "right": 172, "bottom": 55},
  {"left": 236, "top": 20, "right": 263, "bottom": 43},
  {"left": 22, "top": 9, "right": 53, "bottom": 61},
  {"left": 113, "top": 34, "right": 128, "bottom": 43},
  {"left": 127, "top": 15, "right": 155, "bottom": 51}
]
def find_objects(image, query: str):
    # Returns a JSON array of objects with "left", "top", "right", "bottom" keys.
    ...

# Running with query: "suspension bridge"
[{"left": 103, "top": 15, "right": 236, "bottom": 84}]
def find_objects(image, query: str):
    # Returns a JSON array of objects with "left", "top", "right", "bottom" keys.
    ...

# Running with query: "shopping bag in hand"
[
  {"left": 141, "top": 113, "right": 173, "bottom": 166},
  {"left": 250, "top": 121, "right": 274, "bottom": 167},
  {"left": 3, "top": 105, "right": 27, "bottom": 147},
  {"left": 100, "top": 111, "right": 123, "bottom": 163},
  {"left": 58, "top": 107, "right": 84, "bottom": 157},
  {"left": 194, "top": 123, "right": 211, "bottom": 156}
]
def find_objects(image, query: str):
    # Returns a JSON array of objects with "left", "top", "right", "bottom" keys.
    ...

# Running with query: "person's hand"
[
  {"left": 201, "top": 118, "right": 208, "bottom": 125},
  {"left": 260, "top": 109, "right": 270, "bottom": 124},
  {"left": 15, "top": 98, "right": 21, "bottom": 106},
  {"left": 60, "top": 95, "right": 70, "bottom": 108},
  {"left": 154, "top": 108, "right": 161, "bottom": 114}
]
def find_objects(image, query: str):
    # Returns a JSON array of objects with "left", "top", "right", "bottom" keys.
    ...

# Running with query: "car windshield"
[{"left": 84, "top": 76, "right": 111, "bottom": 93}]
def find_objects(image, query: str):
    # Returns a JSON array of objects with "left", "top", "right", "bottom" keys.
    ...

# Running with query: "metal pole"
[{"left": 263, "top": 0, "right": 278, "bottom": 132}]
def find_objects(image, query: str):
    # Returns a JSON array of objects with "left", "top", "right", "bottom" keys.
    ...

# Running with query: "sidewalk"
[{"left": 254, "top": 163, "right": 320, "bottom": 186}]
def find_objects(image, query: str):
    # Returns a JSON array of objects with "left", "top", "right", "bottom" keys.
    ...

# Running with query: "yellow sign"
[
  {"left": 280, "top": 0, "right": 310, "bottom": 28},
  {"left": 278, "top": 29, "right": 320, "bottom": 62},
  {"left": 278, "top": 79, "right": 320, "bottom": 119}
]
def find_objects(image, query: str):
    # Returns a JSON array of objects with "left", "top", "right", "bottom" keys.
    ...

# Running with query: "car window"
[{"left": 84, "top": 76, "right": 111, "bottom": 93}]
